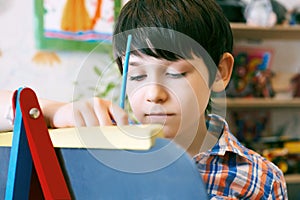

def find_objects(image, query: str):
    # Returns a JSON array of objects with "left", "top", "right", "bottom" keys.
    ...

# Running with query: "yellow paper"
[{"left": 0, "top": 124, "right": 164, "bottom": 150}]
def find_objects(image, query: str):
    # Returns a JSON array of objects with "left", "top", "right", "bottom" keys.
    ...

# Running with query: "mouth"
[
  {"left": 145, "top": 113, "right": 175, "bottom": 117},
  {"left": 144, "top": 113, "right": 175, "bottom": 123}
]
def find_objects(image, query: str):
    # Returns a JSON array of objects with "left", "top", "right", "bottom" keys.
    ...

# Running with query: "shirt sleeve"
[{"left": 269, "top": 170, "right": 288, "bottom": 199}]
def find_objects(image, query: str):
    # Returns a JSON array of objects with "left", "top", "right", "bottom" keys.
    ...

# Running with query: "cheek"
[
  {"left": 176, "top": 89, "right": 203, "bottom": 123},
  {"left": 175, "top": 78, "right": 210, "bottom": 116},
  {"left": 196, "top": 87, "right": 210, "bottom": 113},
  {"left": 127, "top": 88, "right": 145, "bottom": 119},
  {"left": 191, "top": 74, "right": 211, "bottom": 112}
]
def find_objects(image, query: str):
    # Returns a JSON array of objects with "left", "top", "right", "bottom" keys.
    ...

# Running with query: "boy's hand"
[{"left": 47, "top": 98, "right": 129, "bottom": 128}]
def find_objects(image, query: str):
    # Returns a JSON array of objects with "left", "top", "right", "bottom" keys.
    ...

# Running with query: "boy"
[
  {"left": 0, "top": 0, "right": 287, "bottom": 199},
  {"left": 109, "top": 1, "right": 287, "bottom": 199}
]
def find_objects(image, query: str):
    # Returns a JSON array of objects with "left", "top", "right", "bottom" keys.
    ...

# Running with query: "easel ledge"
[{"left": 0, "top": 124, "right": 163, "bottom": 150}]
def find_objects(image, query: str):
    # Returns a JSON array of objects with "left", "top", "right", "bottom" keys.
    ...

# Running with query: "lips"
[
  {"left": 145, "top": 113, "right": 174, "bottom": 117},
  {"left": 144, "top": 113, "right": 175, "bottom": 124}
]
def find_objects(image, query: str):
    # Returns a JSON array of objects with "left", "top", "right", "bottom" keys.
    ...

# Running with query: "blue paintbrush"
[{"left": 119, "top": 34, "right": 132, "bottom": 109}]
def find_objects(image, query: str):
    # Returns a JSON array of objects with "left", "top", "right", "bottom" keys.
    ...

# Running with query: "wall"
[
  {"left": 1, "top": 0, "right": 300, "bottom": 102},
  {"left": 0, "top": 0, "right": 115, "bottom": 102}
]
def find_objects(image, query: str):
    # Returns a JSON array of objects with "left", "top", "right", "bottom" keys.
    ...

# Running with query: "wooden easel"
[
  {"left": 5, "top": 87, "right": 71, "bottom": 199},
  {"left": 3, "top": 87, "right": 208, "bottom": 199}
]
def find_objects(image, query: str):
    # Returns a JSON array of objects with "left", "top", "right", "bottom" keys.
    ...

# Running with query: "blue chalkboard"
[{"left": 1, "top": 139, "right": 208, "bottom": 199}]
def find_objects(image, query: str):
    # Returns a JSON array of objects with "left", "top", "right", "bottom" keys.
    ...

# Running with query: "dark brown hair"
[{"left": 113, "top": 0, "right": 233, "bottom": 86}]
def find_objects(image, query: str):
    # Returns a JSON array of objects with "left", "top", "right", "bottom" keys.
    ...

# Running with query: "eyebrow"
[{"left": 128, "top": 61, "right": 141, "bottom": 66}]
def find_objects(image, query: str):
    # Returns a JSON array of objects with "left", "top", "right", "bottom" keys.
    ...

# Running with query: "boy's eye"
[
  {"left": 129, "top": 74, "right": 147, "bottom": 81},
  {"left": 166, "top": 72, "right": 187, "bottom": 79}
]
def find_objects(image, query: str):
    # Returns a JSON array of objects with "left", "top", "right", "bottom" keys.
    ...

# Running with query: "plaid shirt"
[{"left": 193, "top": 114, "right": 288, "bottom": 199}]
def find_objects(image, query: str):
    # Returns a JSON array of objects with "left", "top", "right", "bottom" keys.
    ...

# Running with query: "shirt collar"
[
  {"left": 204, "top": 114, "right": 248, "bottom": 158},
  {"left": 198, "top": 114, "right": 224, "bottom": 153}
]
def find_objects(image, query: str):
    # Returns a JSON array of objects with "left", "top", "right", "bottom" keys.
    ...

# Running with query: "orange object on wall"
[{"left": 61, "top": 0, "right": 103, "bottom": 32}]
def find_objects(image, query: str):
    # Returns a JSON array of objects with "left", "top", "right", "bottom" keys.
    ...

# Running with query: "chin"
[{"left": 161, "top": 126, "right": 178, "bottom": 139}]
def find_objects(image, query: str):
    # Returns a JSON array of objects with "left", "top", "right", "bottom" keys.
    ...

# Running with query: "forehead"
[{"left": 128, "top": 54, "right": 173, "bottom": 66}]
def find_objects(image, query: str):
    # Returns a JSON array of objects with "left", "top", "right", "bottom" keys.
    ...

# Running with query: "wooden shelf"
[
  {"left": 231, "top": 23, "right": 300, "bottom": 40},
  {"left": 214, "top": 98, "right": 300, "bottom": 109},
  {"left": 285, "top": 174, "right": 300, "bottom": 184},
  {"left": 229, "top": 24, "right": 300, "bottom": 187}
]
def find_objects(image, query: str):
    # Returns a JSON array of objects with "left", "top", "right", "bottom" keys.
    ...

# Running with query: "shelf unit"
[
  {"left": 231, "top": 23, "right": 300, "bottom": 40},
  {"left": 229, "top": 23, "right": 300, "bottom": 187},
  {"left": 285, "top": 174, "right": 300, "bottom": 184},
  {"left": 223, "top": 98, "right": 300, "bottom": 109},
  {"left": 220, "top": 97, "right": 300, "bottom": 186}
]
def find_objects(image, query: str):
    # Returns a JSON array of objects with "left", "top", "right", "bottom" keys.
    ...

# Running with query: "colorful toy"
[{"left": 227, "top": 47, "right": 275, "bottom": 98}]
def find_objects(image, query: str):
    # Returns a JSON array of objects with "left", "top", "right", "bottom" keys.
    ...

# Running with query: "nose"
[{"left": 146, "top": 84, "right": 168, "bottom": 103}]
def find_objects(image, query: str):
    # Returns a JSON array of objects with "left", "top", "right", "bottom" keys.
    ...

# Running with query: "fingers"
[
  {"left": 73, "top": 100, "right": 100, "bottom": 127},
  {"left": 108, "top": 103, "right": 129, "bottom": 125},
  {"left": 72, "top": 98, "right": 129, "bottom": 127},
  {"left": 92, "top": 98, "right": 115, "bottom": 126},
  {"left": 52, "top": 97, "right": 130, "bottom": 128},
  {"left": 93, "top": 98, "right": 129, "bottom": 126},
  {"left": 52, "top": 103, "right": 76, "bottom": 128}
]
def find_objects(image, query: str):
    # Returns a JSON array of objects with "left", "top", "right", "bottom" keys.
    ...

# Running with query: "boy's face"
[{"left": 126, "top": 54, "right": 211, "bottom": 139}]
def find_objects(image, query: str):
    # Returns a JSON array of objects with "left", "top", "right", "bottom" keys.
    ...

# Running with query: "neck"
[{"left": 174, "top": 115, "right": 208, "bottom": 157}]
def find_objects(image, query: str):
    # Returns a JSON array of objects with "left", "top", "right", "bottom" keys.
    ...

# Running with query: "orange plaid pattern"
[{"left": 194, "top": 115, "right": 287, "bottom": 199}]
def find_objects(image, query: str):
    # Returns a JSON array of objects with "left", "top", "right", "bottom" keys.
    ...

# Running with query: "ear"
[{"left": 211, "top": 52, "right": 234, "bottom": 92}]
